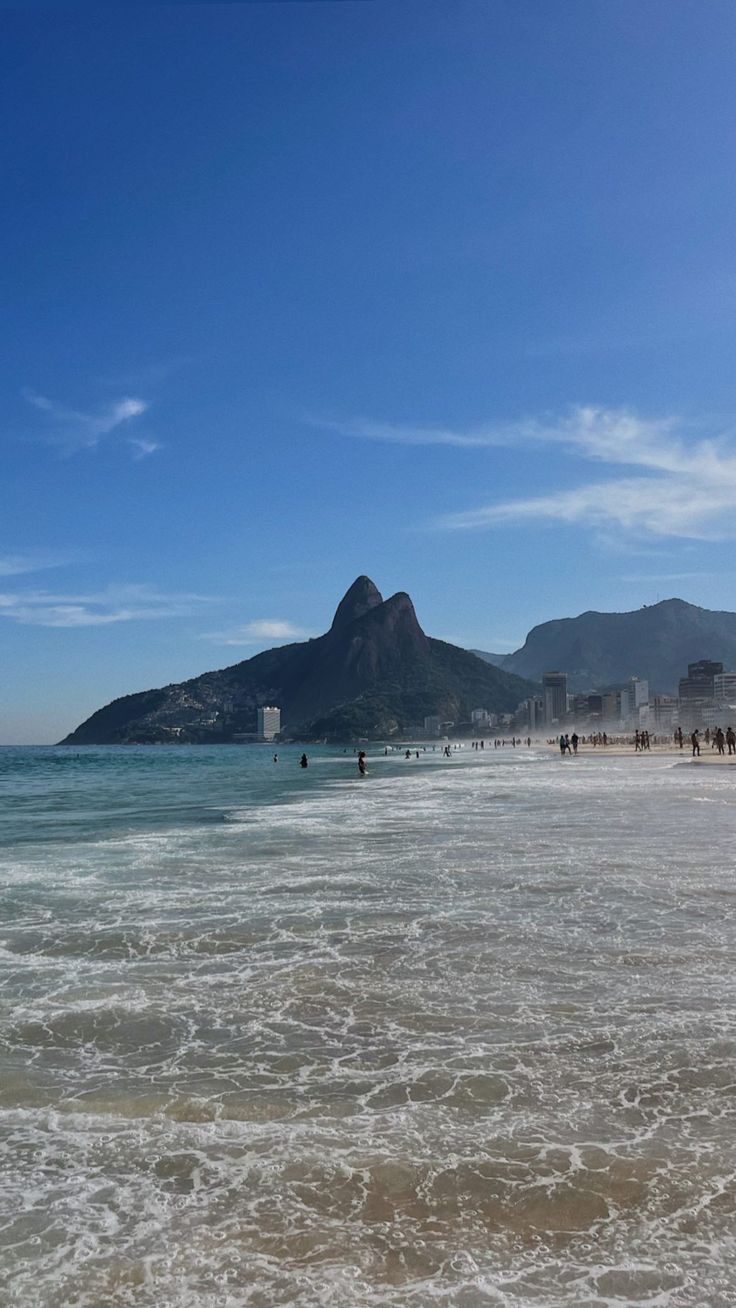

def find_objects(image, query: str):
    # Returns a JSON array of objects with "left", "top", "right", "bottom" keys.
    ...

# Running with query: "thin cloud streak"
[
  {"left": 0, "top": 584, "right": 216, "bottom": 628},
  {"left": 309, "top": 415, "right": 499, "bottom": 448},
  {"left": 619, "top": 571, "right": 733, "bottom": 584},
  {"left": 441, "top": 476, "right": 733, "bottom": 540},
  {"left": 24, "top": 390, "right": 153, "bottom": 455},
  {"left": 0, "top": 550, "right": 75, "bottom": 577},
  {"left": 201, "top": 619, "right": 312, "bottom": 646}
]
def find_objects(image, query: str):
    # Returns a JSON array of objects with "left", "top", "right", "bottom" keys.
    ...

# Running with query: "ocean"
[{"left": 1, "top": 743, "right": 735, "bottom": 1307}]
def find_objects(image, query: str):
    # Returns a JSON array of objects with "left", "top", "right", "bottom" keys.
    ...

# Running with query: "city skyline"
[{"left": 4, "top": 2, "right": 736, "bottom": 741}]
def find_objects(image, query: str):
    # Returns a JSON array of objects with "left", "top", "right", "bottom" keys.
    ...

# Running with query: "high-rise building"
[
  {"left": 713, "top": 672, "right": 736, "bottom": 703},
  {"left": 525, "top": 696, "right": 544, "bottom": 730},
  {"left": 678, "top": 660, "right": 723, "bottom": 701},
  {"left": 627, "top": 677, "right": 649, "bottom": 712},
  {"left": 257, "top": 706, "right": 281, "bottom": 740},
  {"left": 602, "top": 690, "right": 621, "bottom": 722},
  {"left": 542, "top": 671, "right": 567, "bottom": 724},
  {"left": 652, "top": 695, "right": 678, "bottom": 730}
]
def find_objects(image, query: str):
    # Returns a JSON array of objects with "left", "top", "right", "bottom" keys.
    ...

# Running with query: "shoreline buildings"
[{"left": 516, "top": 658, "right": 735, "bottom": 733}]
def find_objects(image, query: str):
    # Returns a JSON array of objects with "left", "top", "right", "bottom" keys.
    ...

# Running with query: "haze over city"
[{"left": 4, "top": 0, "right": 736, "bottom": 742}]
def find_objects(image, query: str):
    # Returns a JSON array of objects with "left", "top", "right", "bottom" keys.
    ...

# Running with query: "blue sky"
[{"left": 3, "top": 1, "right": 736, "bottom": 743}]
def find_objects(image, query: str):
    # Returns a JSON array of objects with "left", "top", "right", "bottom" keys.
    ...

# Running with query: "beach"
[{"left": 1, "top": 743, "right": 735, "bottom": 1307}]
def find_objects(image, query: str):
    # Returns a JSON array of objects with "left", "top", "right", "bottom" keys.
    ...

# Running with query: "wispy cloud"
[
  {"left": 24, "top": 390, "right": 153, "bottom": 455},
  {"left": 326, "top": 405, "right": 736, "bottom": 544},
  {"left": 201, "top": 619, "right": 312, "bottom": 647},
  {"left": 326, "top": 405, "right": 736, "bottom": 543},
  {"left": 619, "top": 570, "right": 732, "bottom": 584},
  {"left": 0, "top": 549, "right": 75, "bottom": 577},
  {"left": 311, "top": 414, "right": 502, "bottom": 448},
  {"left": 0, "top": 584, "right": 215, "bottom": 628},
  {"left": 128, "top": 437, "right": 161, "bottom": 459}
]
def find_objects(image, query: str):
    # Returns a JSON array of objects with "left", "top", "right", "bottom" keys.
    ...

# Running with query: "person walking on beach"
[
  {"left": 559, "top": 734, "right": 566, "bottom": 756},
  {"left": 690, "top": 731, "right": 700, "bottom": 757},
  {"left": 727, "top": 726, "right": 736, "bottom": 755},
  {"left": 676, "top": 727, "right": 684, "bottom": 749},
  {"left": 715, "top": 727, "right": 726, "bottom": 755},
  {"left": 571, "top": 732, "right": 579, "bottom": 755}
]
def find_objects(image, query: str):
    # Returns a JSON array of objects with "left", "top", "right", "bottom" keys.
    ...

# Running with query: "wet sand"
[{"left": 542, "top": 742, "right": 736, "bottom": 764}]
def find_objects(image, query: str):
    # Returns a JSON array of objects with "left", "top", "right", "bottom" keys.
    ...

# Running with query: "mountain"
[
  {"left": 470, "top": 650, "right": 508, "bottom": 668},
  {"left": 494, "top": 598, "right": 736, "bottom": 693},
  {"left": 61, "top": 577, "right": 536, "bottom": 744}
]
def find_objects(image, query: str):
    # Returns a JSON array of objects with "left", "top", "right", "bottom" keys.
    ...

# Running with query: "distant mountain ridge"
[
  {"left": 62, "top": 577, "right": 536, "bottom": 744},
  {"left": 473, "top": 598, "right": 736, "bottom": 693},
  {"left": 470, "top": 650, "right": 508, "bottom": 668}
]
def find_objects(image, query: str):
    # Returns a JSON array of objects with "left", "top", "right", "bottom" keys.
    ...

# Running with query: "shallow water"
[{"left": 1, "top": 744, "right": 735, "bottom": 1306}]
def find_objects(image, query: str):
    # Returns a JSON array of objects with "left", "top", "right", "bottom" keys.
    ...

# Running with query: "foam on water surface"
[{"left": 1, "top": 745, "right": 735, "bottom": 1306}]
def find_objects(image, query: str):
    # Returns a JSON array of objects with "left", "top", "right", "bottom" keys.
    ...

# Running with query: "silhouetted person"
[
  {"left": 358, "top": 751, "right": 367, "bottom": 775},
  {"left": 571, "top": 732, "right": 579, "bottom": 755},
  {"left": 690, "top": 731, "right": 700, "bottom": 757},
  {"left": 727, "top": 726, "right": 736, "bottom": 755},
  {"left": 300, "top": 753, "right": 308, "bottom": 768}
]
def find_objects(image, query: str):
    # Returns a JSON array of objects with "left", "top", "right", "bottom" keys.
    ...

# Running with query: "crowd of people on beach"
[
  {"left": 290, "top": 723, "right": 736, "bottom": 777},
  {"left": 687, "top": 726, "right": 736, "bottom": 756}
]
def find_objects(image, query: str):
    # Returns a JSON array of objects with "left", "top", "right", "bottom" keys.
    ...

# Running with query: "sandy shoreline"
[{"left": 540, "top": 741, "right": 736, "bottom": 764}]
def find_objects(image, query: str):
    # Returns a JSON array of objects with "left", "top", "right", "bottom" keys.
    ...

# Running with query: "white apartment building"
[
  {"left": 624, "top": 677, "right": 649, "bottom": 721},
  {"left": 257, "top": 706, "right": 281, "bottom": 741}
]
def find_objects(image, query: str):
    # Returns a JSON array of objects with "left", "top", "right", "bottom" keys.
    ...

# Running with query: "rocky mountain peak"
[{"left": 330, "top": 576, "right": 384, "bottom": 630}]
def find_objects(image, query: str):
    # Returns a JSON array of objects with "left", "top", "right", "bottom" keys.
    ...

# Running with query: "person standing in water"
[
  {"left": 358, "top": 751, "right": 367, "bottom": 776},
  {"left": 299, "top": 753, "right": 308, "bottom": 768}
]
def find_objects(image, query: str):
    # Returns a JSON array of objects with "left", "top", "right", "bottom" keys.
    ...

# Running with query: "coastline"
[{"left": 538, "top": 741, "right": 736, "bottom": 764}]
